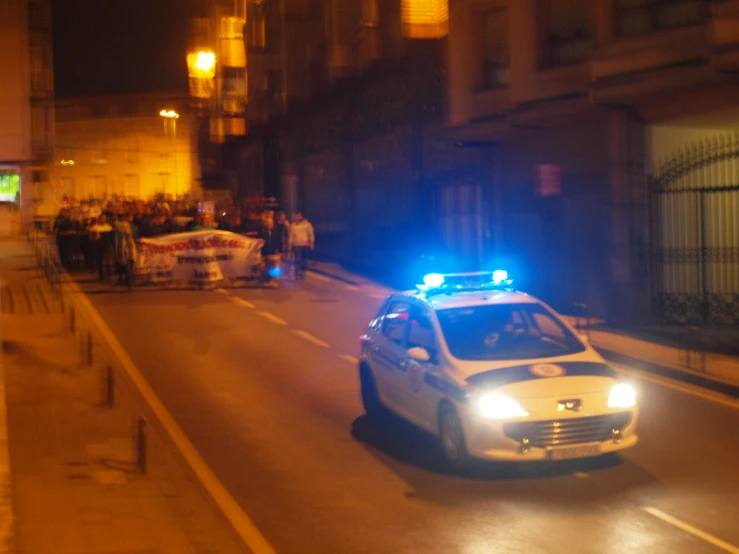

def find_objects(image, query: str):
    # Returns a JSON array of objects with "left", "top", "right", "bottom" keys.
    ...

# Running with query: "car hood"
[{"left": 463, "top": 353, "right": 617, "bottom": 398}]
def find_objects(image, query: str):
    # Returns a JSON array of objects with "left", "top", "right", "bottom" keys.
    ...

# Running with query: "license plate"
[{"left": 547, "top": 443, "right": 601, "bottom": 461}]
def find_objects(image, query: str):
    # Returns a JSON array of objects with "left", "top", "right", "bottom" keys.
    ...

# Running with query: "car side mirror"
[{"left": 407, "top": 346, "right": 431, "bottom": 362}]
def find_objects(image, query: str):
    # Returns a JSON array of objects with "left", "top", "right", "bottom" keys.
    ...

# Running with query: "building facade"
[
  {"left": 0, "top": 0, "right": 55, "bottom": 234},
  {"left": 447, "top": 0, "right": 739, "bottom": 324},
  {"left": 48, "top": 92, "right": 201, "bottom": 210},
  {"left": 190, "top": 0, "right": 739, "bottom": 325}
]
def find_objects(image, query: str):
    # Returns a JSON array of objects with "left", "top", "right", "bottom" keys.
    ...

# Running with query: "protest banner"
[{"left": 138, "top": 230, "right": 263, "bottom": 283}]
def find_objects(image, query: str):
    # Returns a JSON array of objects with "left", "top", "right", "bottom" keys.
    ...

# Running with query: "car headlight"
[
  {"left": 608, "top": 383, "right": 636, "bottom": 408},
  {"left": 477, "top": 393, "right": 528, "bottom": 419}
]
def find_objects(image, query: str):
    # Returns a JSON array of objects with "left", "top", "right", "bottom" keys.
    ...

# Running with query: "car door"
[
  {"left": 403, "top": 303, "right": 442, "bottom": 430},
  {"left": 370, "top": 299, "right": 413, "bottom": 417}
]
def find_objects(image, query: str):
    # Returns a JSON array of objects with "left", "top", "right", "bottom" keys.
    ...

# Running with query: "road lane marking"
[
  {"left": 293, "top": 330, "right": 330, "bottom": 348},
  {"left": 339, "top": 354, "right": 359, "bottom": 364},
  {"left": 258, "top": 311, "right": 288, "bottom": 326},
  {"left": 642, "top": 507, "right": 739, "bottom": 554},
  {"left": 615, "top": 364, "right": 739, "bottom": 410},
  {"left": 573, "top": 472, "right": 590, "bottom": 479},
  {"left": 229, "top": 297, "right": 255, "bottom": 309},
  {"left": 214, "top": 288, "right": 229, "bottom": 295},
  {"left": 307, "top": 271, "right": 330, "bottom": 282},
  {"left": 62, "top": 276, "right": 277, "bottom": 554}
]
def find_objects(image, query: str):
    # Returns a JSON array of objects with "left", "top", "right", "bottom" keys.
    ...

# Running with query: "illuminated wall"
[{"left": 46, "top": 99, "right": 201, "bottom": 212}]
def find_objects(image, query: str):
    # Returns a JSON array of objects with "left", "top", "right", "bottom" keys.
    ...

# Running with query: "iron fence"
[{"left": 652, "top": 132, "right": 739, "bottom": 324}]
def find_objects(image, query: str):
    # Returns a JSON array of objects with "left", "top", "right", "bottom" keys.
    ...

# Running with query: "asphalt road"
[{"left": 73, "top": 271, "right": 739, "bottom": 554}]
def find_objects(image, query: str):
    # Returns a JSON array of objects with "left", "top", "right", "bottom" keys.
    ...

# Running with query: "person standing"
[{"left": 288, "top": 212, "right": 314, "bottom": 280}]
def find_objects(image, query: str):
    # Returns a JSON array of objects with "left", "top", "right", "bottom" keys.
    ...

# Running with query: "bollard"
[
  {"left": 133, "top": 416, "right": 147, "bottom": 474},
  {"left": 102, "top": 365, "right": 114, "bottom": 407},
  {"left": 87, "top": 331, "right": 93, "bottom": 366}
]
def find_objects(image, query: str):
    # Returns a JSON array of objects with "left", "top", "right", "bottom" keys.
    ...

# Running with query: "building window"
[
  {"left": 247, "top": 3, "right": 266, "bottom": 50},
  {"left": 615, "top": 0, "right": 704, "bottom": 37},
  {"left": 29, "top": 46, "right": 47, "bottom": 93},
  {"left": 27, "top": 2, "right": 49, "bottom": 29},
  {"left": 481, "top": 9, "right": 510, "bottom": 90},
  {"left": 31, "top": 106, "right": 50, "bottom": 154},
  {"left": 127, "top": 138, "right": 139, "bottom": 162},
  {"left": 92, "top": 140, "right": 106, "bottom": 162},
  {"left": 124, "top": 175, "right": 140, "bottom": 197},
  {"left": 538, "top": 0, "right": 592, "bottom": 68},
  {"left": 94, "top": 176, "right": 107, "bottom": 197}
]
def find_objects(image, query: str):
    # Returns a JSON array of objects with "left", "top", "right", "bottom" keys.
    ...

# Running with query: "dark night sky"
[{"left": 52, "top": 0, "right": 191, "bottom": 98}]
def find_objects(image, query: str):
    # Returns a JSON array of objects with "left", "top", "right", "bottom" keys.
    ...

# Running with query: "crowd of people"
[{"left": 51, "top": 194, "right": 315, "bottom": 287}]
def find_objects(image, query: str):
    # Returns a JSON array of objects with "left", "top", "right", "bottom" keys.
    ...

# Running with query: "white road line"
[
  {"left": 293, "top": 330, "right": 330, "bottom": 348},
  {"left": 642, "top": 507, "right": 739, "bottom": 554},
  {"left": 229, "top": 297, "right": 255, "bottom": 309},
  {"left": 339, "top": 354, "right": 359, "bottom": 364},
  {"left": 258, "top": 311, "right": 288, "bottom": 326},
  {"left": 614, "top": 364, "right": 739, "bottom": 410},
  {"left": 63, "top": 277, "right": 276, "bottom": 554},
  {"left": 214, "top": 288, "right": 229, "bottom": 295},
  {"left": 307, "top": 271, "right": 330, "bottom": 282}
]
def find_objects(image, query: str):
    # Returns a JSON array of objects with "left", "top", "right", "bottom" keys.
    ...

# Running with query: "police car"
[{"left": 359, "top": 271, "right": 638, "bottom": 468}]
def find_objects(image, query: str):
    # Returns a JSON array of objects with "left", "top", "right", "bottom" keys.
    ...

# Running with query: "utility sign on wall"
[{"left": 534, "top": 164, "right": 562, "bottom": 197}]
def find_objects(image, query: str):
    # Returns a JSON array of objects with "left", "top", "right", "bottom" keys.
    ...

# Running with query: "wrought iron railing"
[{"left": 651, "top": 131, "right": 739, "bottom": 324}]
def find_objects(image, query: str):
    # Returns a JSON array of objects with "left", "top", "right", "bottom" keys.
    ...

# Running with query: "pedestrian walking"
[{"left": 288, "top": 212, "right": 314, "bottom": 280}]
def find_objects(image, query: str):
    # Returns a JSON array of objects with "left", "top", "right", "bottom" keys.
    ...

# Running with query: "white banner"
[{"left": 138, "top": 230, "right": 264, "bottom": 283}]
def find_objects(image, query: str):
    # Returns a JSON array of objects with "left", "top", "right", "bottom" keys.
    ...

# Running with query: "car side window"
[
  {"left": 407, "top": 306, "right": 437, "bottom": 360},
  {"left": 532, "top": 311, "right": 568, "bottom": 346},
  {"left": 370, "top": 299, "right": 392, "bottom": 331},
  {"left": 382, "top": 301, "right": 410, "bottom": 345}
]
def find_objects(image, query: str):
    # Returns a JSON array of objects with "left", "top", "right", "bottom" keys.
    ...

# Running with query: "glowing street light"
[{"left": 159, "top": 109, "right": 179, "bottom": 118}]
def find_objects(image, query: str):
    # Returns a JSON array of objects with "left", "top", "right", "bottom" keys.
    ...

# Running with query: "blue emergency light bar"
[{"left": 418, "top": 270, "right": 513, "bottom": 293}]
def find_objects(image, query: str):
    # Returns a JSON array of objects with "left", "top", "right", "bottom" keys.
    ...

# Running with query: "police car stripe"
[{"left": 466, "top": 362, "right": 616, "bottom": 389}]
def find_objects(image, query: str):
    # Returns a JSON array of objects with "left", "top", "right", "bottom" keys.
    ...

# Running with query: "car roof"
[{"left": 396, "top": 289, "right": 540, "bottom": 310}]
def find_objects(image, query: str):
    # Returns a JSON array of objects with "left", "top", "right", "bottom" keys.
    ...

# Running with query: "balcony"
[
  {"left": 710, "top": 0, "right": 739, "bottom": 71},
  {"left": 30, "top": 70, "right": 53, "bottom": 98}
]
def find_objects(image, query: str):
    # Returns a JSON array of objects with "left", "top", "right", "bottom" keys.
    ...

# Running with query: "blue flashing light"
[
  {"left": 423, "top": 273, "right": 445, "bottom": 288},
  {"left": 492, "top": 269, "right": 508, "bottom": 283},
  {"left": 267, "top": 266, "right": 282, "bottom": 279}
]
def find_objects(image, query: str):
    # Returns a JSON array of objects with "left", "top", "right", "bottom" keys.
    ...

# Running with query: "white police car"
[{"left": 359, "top": 271, "right": 638, "bottom": 468}]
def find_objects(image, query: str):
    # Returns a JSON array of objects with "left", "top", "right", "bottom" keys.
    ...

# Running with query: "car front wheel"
[
  {"left": 439, "top": 402, "right": 469, "bottom": 470},
  {"left": 360, "top": 364, "right": 384, "bottom": 417}
]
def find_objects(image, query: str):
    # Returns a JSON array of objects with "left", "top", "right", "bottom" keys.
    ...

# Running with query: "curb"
[
  {"left": 61, "top": 275, "right": 276, "bottom": 554},
  {"left": 0, "top": 305, "right": 16, "bottom": 554},
  {"left": 597, "top": 347, "right": 739, "bottom": 399}
]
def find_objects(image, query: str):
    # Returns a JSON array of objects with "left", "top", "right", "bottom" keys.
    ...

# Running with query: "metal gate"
[{"left": 652, "top": 132, "right": 739, "bottom": 324}]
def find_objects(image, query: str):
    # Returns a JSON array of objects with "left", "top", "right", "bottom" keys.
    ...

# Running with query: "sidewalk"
[
  {"left": 306, "top": 260, "right": 739, "bottom": 395},
  {"left": 0, "top": 239, "right": 249, "bottom": 554}
]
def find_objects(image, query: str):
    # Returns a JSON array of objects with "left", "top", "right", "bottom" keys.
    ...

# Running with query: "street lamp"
[{"left": 159, "top": 109, "right": 179, "bottom": 198}]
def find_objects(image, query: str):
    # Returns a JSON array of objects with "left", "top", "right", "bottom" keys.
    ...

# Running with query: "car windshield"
[{"left": 435, "top": 303, "right": 586, "bottom": 361}]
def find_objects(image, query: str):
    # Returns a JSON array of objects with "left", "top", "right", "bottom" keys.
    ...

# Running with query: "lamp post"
[{"left": 159, "top": 110, "right": 179, "bottom": 198}]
